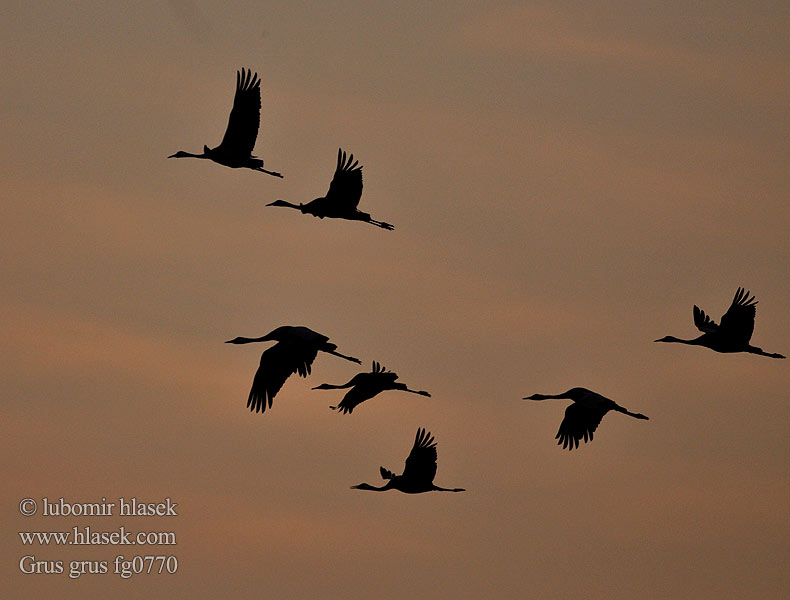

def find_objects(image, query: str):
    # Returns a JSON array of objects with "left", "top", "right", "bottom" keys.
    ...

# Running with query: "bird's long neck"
[
  {"left": 525, "top": 393, "right": 568, "bottom": 401},
  {"left": 656, "top": 335, "right": 703, "bottom": 345},
  {"left": 266, "top": 200, "right": 303, "bottom": 211},
  {"left": 313, "top": 381, "right": 353, "bottom": 390},
  {"left": 352, "top": 481, "right": 394, "bottom": 492},
  {"left": 747, "top": 345, "right": 786, "bottom": 359},
  {"left": 225, "top": 335, "right": 271, "bottom": 344},
  {"left": 170, "top": 151, "right": 209, "bottom": 159}
]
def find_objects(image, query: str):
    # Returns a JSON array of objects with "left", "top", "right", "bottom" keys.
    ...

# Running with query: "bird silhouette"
[
  {"left": 352, "top": 428, "right": 465, "bottom": 493},
  {"left": 168, "top": 68, "right": 282, "bottom": 177},
  {"left": 523, "top": 387, "right": 649, "bottom": 450},
  {"left": 313, "top": 361, "right": 430, "bottom": 414},
  {"left": 266, "top": 148, "right": 393, "bottom": 229},
  {"left": 225, "top": 326, "right": 361, "bottom": 413},
  {"left": 655, "top": 287, "right": 785, "bottom": 358}
]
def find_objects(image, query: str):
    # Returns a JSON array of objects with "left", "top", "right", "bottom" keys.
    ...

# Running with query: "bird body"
[
  {"left": 523, "top": 387, "right": 649, "bottom": 450},
  {"left": 225, "top": 326, "right": 361, "bottom": 413},
  {"left": 352, "top": 428, "right": 464, "bottom": 493},
  {"left": 169, "top": 68, "right": 282, "bottom": 178},
  {"left": 267, "top": 148, "right": 392, "bottom": 229},
  {"left": 655, "top": 288, "right": 785, "bottom": 358},
  {"left": 313, "top": 361, "right": 430, "bottom": 414}
]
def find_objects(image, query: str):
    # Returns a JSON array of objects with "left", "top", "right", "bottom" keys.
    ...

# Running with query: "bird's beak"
[{"left": 167, "top": 153, "right": 177, "bottom": 158}]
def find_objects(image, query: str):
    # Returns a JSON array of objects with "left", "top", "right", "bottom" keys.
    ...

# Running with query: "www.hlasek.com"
[{"left": 18, "top": 496, "right": 178, "bottom": 580}]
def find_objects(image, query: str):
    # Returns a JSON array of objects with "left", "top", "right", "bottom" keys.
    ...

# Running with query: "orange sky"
[{"left": 2, "top": 2, "right": 788, "bottom": 598}]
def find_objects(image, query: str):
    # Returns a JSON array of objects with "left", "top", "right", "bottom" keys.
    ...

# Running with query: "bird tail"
[{"left": 379, "top": 467, "right": 395, "bottom": 480}]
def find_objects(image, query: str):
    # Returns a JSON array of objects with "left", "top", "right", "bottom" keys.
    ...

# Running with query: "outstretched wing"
[
  {"left": 332, "top": 381, "right": 378, "bottom": 415},
  {"left": 693, "top": 305, "right": 719, "bottom": 333},
  {"left": 401, "top": 428, "right": 437, "bottom": 485},
  {"left": 247, "top": 342, "right": 319, "bottom": 413},
  {"left": 215, "top": 68, "right": 261, "bottom": 159},
  {"left": 718, "top": 287, "right": 757, "bottom": 344},
  {"left": 332, "top": 365, "right": 397, "bottom": 414},
  {"left": 325, "top": 148, "right": 363, "bottom": 211},
  {"left": 555, "top": 404, "right": 606, "bottom": 450}
]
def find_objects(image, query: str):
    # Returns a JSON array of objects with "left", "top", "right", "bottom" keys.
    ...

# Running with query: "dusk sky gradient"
[{"left": 2, "top": 2, "right": 788, "bottom": 598}]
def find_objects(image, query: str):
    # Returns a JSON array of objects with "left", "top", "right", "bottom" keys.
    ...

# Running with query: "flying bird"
[
  {"left": 168, "top": 68, "right": 282, "bottom": 177},
  {"left": 352, "top": 428, "right": 465, "bottom": 493},
  {"left": 225, "top": 326, "right": 361, "bottom": 413},
  {"left": 655, "top": 287, "right": 785, "bottom": 358},
  {"left": 313, "top": 361, "right": 430, "bottom": 414},
  {"left": 523, "top": 387, "right": 649, "bottom": 451},
  {"left": 266, "top": 148, "right": 393, "bottom": 229}
]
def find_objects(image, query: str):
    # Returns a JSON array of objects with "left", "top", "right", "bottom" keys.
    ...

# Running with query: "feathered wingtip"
[
  {"left": 371, "top": 361, "right": 391, "bottom": 374},
  {"left": 337, "top": 147, "right": 360, "bottom": 172},
  {"left": 237, "top": 67, "right": 260, "bottom": 91},
  {"left": 693, "top": 305, "right": 717, "bottom": 332},
  {"left": 555, "top": 430, "right": 582, "bottom": 451},
  {"left": 414, "top": 427, "right": 436, "bottom": 450},
  {"left": 247, "top": 389, "right": 273, "bottom": 414},
  {"left": 380, "top": 466, "right": 395, "bottom": 480},
  {"left": 733, "top": 287, "right": 757, "bottom": 308}
]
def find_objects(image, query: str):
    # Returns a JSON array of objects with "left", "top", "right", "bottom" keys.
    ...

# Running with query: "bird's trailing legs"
[
  {"left": 325, "top": 347, "right": 362, "bottom": 364},
  {"left": 364, "top": 217, "right": 394, "bottom": 231},
  {"left": 396, "top": 385, "right": 431, "bottom": 397},
  {"left": 255, "top": 166, "right": 283, "bottom": 178},
  {"left": 748, "top": 345, "right": 786, "bottom": 359}
]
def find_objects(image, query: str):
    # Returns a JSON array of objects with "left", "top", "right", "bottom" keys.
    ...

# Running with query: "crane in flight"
[
  {"left": 313, "top": 361, "right": 430, "bottom": 414},
  {"left": 351, "top": 428, "right": 465, "bottom": 493},
  {"left": 266, "top": 148, "right": 393, "bottom": 229},
  {"left": 522, "top": 387, "right": 649, "bottom": 451},
  {"left": 168, "top": 68, "right": 282, "bottom": 177},
  {"left": 655, "top": 287, "right": 785, "bottom": 358},
  {"left": 225, "top": 326, "right": 360, "bottom": 413}
]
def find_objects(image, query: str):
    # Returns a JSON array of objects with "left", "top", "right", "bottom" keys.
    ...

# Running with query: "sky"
[{"left": 2, "top": 1, "right": 788, "bottom": 597}]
